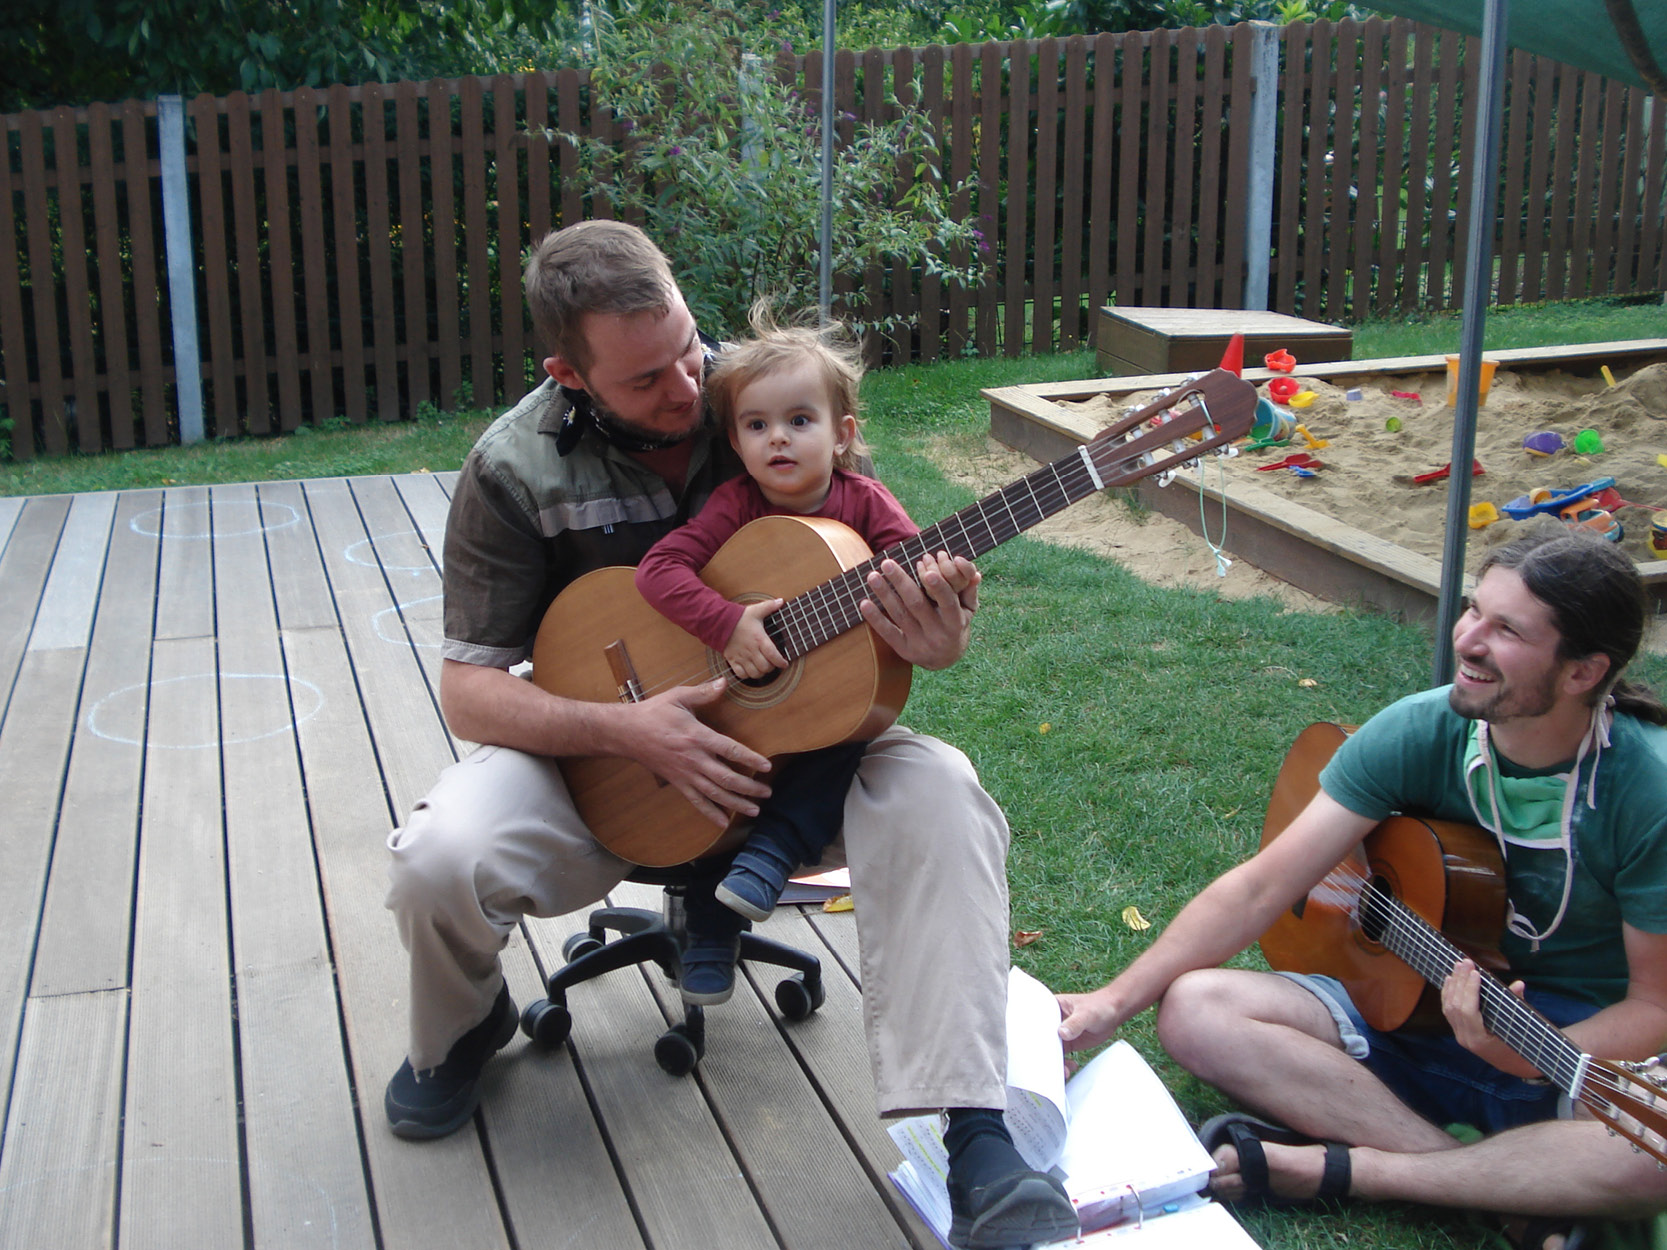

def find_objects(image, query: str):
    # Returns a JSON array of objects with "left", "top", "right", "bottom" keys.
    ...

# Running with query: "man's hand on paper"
[{"left": 1055, "top": 986, "right": 1125, "bottom": 1053}]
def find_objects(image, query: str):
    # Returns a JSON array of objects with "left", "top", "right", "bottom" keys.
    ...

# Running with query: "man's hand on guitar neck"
[
  {"left": 859, "top": 550, "right": 980, "bottom": 671},
  {"left": 1443, "top": 959, "right": 1544, "bottom": 1080}
]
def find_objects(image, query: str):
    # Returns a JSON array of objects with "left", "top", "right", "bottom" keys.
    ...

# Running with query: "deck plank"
[
  {"left": 0, "top": 493, "right": 25, "bottom": 551},
  {"left": 0, "top": 494, "right": 71, "bottom": 706},
  {"left": 119, "top": 634, "right": 243, "bottom": 1249},
  {"left": 263, "top": 479, "right": 340, "bottom": 631},
  {"left": 0, "top": 648, "right": 94, "bottom": 1135},
  {"left": 0, "top": 991, "right": 125, "bottom": 1247},
  {"left": 520, "top": 912, "right": 782, "bottom": 1249},
  {"left": 612, "top": 881, "right": 917, "bottom": 1250},
  {"left": 304, "top": 477, "right": 455, "bottom": 807},
  {"left": 350, "top": 474, "right": 448, "bottom": 698},
  {"left": 214, "top": 483, "right": 378, "bottom": 1250},
  {"left": 150, "top": 486, "right": 214, "bottom": 640},
  {"left": 27, "top": 490, "right": 114, "bottom": 652},
  {"left": 32, "top": 490, "right": 161, "bottom": 998},
  {"left": 482, "top": 927, "right": 652, "bottom": 1250}
]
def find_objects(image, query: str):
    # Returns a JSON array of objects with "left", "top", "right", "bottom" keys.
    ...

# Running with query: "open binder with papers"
[{"left": 888, "top": 969, "right": 1259, "bottom": 1248}]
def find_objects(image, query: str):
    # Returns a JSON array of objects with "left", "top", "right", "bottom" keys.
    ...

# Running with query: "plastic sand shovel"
[
  {"left": 1501, "top": 477, "right": 1616, "bottom": 520},
  {"left": 1255, "top": 453, "right": 1324, "bottom": 472},
  {"left": 1402, "top": 459, "right": 1485, "bottom": 485},
  {"left": 1468, "top": 502, "right": 1500, "bottom": 529}
]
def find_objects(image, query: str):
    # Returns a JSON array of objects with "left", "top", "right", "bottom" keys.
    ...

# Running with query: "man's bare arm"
[{"left": 1055, "top": 791, "right": 1379, "bottom": 1050}]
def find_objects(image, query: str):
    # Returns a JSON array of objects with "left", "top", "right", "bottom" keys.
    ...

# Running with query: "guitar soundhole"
[
  {"left": 1359, "top": 875, "right": 1393, "bottom": 944},
  {"left": 710, "top": 650, "right": 805, "bottom": 709}
]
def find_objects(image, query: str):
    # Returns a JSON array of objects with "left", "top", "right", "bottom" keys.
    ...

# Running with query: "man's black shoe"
[
  {"left": 946, "top": 1166, "right": 1080, "bottom": 1249},
  {"left": 384, "top": 984, "right": 517, "bottom": 1140}
]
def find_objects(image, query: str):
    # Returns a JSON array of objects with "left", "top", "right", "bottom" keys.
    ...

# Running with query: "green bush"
[{"left": 560, "top": 0, "right": 988, "bottom": 338}]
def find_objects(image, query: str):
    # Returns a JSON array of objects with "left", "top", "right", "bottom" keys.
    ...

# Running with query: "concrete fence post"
[{"left": 158, "top": 94, "right": 204, "bottom": 443}]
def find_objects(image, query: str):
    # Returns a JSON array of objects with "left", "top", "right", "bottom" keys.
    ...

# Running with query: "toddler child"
[{"left": 634, "top": 315, "right": 918, "bottom": 1004}]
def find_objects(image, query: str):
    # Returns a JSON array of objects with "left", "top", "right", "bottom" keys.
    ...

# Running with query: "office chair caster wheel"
[
  {"left": 654, "top": 1024, "right": 702, "bottom": 1076},
  {"left": 774, "top": 973, "right": 824, "bottom": 1022},
  {"left": 563, "top": 932, "right": 604, "bottom": 962},
  {"left": 521, "top": 998, "right": 572, "bottom": 1048}
]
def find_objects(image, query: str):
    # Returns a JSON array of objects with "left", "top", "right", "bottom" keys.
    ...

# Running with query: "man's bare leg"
[
  {"left": 1157, "top": 968, "right": 1455, "bottom": 1153},
  {"left": 1162, "top": 970, "right": 1667, "bottom": 1238}
]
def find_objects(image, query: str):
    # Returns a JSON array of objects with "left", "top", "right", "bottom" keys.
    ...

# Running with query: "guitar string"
[
  {"left": 603, "top": 438, "right": 1119, "bottom": 702},
  {"left": 603, "top": 402, "right": 1240, "bottom": 703},
  {"left": 1316, "top": 857, "right": 1662, "bottom": 1123}
]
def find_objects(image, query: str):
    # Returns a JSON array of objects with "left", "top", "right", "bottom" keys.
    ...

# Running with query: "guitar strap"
[{"left": 1461, "top": 696, "right": 1615, "bottom": 951}]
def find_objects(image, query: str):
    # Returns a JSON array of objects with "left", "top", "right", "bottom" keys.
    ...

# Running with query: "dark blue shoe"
[
  {"left": 679, "top": 935, "right": 740, "bottom": 1005},
  {"left": 715, "top": 842, "right": 797, "bottom": 923},
  {"left": 715, "top": 865, "right": 785, "bottom": 922},
  {"left": 384, "top": 983, "right": 516, "bottom": 1140}
]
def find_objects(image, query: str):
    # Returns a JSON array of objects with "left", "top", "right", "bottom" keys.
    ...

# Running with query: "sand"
[
  {"left": 927, "top": 357, "right": 1667, "bottom": 651},
  {"left": 1062, "top": 359, "right": 1667, "bottom": 571}
]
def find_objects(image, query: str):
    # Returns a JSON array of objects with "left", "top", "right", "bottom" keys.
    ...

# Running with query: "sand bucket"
[
  {"left": 1249, "top": 397, "right": 1295, "bottom": 442},
  {"left": 1651, "top": 516, "right": 1667, "bottom": 560},
  {"left": 1446, "top": 355, "right": 1499, "bottom": 406}
]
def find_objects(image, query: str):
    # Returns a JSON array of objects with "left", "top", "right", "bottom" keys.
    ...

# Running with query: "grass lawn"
[{"left": 4, "top": 296, "right": 1664, "bottom": 1249}]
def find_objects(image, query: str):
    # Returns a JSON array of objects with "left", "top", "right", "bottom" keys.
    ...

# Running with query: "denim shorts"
[{"left": 1278, "top": 971, "right": 1600, "bottom": 1135}]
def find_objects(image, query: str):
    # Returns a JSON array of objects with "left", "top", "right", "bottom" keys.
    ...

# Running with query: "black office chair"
[{"left": 519, "top": 858, "right": 826, "bottom": 1075}]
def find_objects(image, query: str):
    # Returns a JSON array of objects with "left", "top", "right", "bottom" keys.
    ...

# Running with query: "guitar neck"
[
  {"left": 1361, "top": 887, "right": 1587, "bottom": 1094},
  {"left": 765, "top": 370, "right": 1253, "bottom": 663}
]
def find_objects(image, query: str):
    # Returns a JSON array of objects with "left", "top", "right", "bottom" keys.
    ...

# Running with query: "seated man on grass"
[{"left": 1056, "top": 528, "right": 1667, "bottom": 1250}]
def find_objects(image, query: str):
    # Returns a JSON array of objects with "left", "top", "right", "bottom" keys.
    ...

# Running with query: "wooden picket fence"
[{"left": 1, "top": 18, "right": 1663, "bottom": 459}]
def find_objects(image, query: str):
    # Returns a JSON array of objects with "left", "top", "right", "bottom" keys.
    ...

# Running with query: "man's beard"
[
  {"left": 1448, "top": 663, "right": 1560, "bottom": 724},
  {"left": 580, "top": 389, "right": 701, "bottom": 452}
]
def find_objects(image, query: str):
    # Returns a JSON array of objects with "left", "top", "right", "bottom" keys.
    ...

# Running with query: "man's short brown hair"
[{"left": 523, "top": 221, "right": 678, "bottom": 375}]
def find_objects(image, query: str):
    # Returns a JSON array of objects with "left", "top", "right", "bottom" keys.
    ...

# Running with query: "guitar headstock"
[
  {"left": 1587, "top": 1056, "right": 1667, "bottom": 1168},
  {"left": 1086, "top": 368, "right": 1259, "bottom": 490}
]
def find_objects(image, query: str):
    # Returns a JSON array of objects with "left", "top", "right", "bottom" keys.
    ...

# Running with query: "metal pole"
[
  {"left": 158, "top": 95, "right": 204, "bottom": 444},
  {"left": 818, "top": 0, "right": 836, "bottom": 321},
  {"left": 1243, "top": 23, "right": 1280, "bottom": 311},
  {"left": 1431, "top": 0, "right": 1509, "bottom": 687}
]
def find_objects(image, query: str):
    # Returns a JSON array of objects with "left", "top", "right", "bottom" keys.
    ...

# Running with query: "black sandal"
[{"left": 1197, "top": 1112, "right": 1351, "bottom": 1208}]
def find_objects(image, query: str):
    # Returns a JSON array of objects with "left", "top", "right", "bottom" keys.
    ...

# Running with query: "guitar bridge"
[{"left": 604, "top": 640, "right": 644, "bottom": 704}]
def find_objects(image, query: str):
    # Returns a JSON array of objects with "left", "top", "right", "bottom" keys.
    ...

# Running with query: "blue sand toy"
[{"left": 1501, "top": 477, "right": 1616, "bottom": 521}]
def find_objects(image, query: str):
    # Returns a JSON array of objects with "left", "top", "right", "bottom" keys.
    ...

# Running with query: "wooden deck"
[{"left": 0, "top": 474, "right": 935, "bottom": 1250}]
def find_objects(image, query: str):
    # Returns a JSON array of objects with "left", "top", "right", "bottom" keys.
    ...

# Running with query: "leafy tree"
[
  {"left": 4, "top": 0, "right": 567, "bottom": 111},
  {"left": 561, "top": 0, "right": 988, "bottom": 339}
]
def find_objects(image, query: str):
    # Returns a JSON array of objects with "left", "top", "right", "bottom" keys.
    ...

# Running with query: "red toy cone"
[{"left": 1218, "top": 332, "right": 1244, "bottom": 377}]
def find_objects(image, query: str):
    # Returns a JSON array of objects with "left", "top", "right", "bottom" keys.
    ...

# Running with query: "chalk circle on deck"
[
  {"left": 345, "top": 528, "right": 440, "bottom": 575},
  {"left": 375, "top": 595, "right": 444, "bottom": 649},
  {"left": 87, "top": 672, "right": 325, "bottom": 749},
  {"left": 129, "top": 499, "right": 302, "bottom": 539}
]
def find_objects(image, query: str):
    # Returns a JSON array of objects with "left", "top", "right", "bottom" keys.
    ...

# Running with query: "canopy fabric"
[{"left": 1369, "top": 0, "right": 1666, "bottom": 93}]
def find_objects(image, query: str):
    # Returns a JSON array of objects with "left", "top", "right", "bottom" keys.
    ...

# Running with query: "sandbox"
[{"left": 984, "top": 341, "right": 1667, "bottom": 620}]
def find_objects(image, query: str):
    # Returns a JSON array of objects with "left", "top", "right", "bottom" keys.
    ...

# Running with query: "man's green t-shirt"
[{"left": 1318, "top": 686, "right": 1667, "bottom": 1007}]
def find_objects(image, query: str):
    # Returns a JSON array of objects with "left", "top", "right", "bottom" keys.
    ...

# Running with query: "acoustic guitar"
[
  {"left": 1260, "top": 721, "right": 1667, "bottom": 1167},
  {"left": 530, "top": 368, "right": 1256, "bottom": 866}
]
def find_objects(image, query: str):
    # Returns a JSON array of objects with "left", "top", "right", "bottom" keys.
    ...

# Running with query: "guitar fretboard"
[
  {"left": 763, "top": 382, "right": 1244, "bottom": 662},
  {"left": 1357, "top": 884, "right": 1587, "bottom": 1096}
]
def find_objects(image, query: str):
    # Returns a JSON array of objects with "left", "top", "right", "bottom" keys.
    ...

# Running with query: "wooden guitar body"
[
  {"left": 1258, "top": 722, "right": 1508, "bottom": 1033},
  {"left": 531, "top": 514, "right": 909, "bottom": 865}
]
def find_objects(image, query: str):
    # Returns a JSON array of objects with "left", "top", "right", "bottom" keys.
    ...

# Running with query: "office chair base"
[{"left": 521, "top": 896, "right": 826, "bottom": 1075}]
